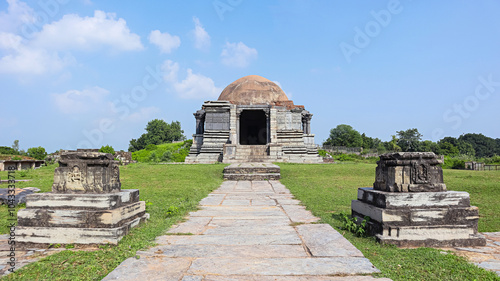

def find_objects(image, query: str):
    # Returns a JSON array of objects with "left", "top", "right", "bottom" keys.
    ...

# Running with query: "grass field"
[{"left": 0, "top": 162, "right": 499, "bottom": 280}]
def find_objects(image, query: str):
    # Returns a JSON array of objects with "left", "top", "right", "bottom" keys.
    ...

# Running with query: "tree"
[
  {"left": 396, "top": 128, "right": 422, "bottom": 152},
  {"left": 438, "top": 142, "right": 459, "bottom": 156},
  {"left": 27, "top": 146, "right": 47, "bottom": 160},
  {"left": 99, "top": 145, "right": 115, "bottom": 155},
  {"left": 165, "top": 121, "right": 185, "bottom": 143},
  {"left": 361, "top": 133, "right": 373, "bottom": 149},
  {"left": 440, "top": 136, "right": 459, "bottom": 147},
  {"left": 386, "top": 135, "right": 401, "bottom": 152},
  {"left": 0, "top": 146, "right": 18, "bottom": 155},
  {"left": 456, "top": 141, "right": 475, "bottom": 157},
  {"left": 128, "top": 119, "right": 185, "bottom": 152},
  {"left": 12, "top": 140, "right": 19, "bottom": 153},
  {"left": 420, "top": 140, "right": 440, "bottom": 154},
  {"left": 437, "top": 137, "right": 475, "bottom": 157},
  {"left": 458, "top": 133, "right": 496, "bottom": 158},
  {"left": 324, "top": 124, "right": 363, "bottom": 147}
]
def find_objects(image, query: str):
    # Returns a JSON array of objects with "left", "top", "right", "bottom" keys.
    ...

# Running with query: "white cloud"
[
  {"left": 162, "top": 59, "right": 221, "bottom": 100},
  {"left": 191, "top": 17, "right": 210, "bottom": 51},
  {"left": 0, "top": 42, "right": 74, "bottom": 74},
  {"left": 148, "top": 30, "right": 180, "bottom": 54},
  {"left": 0, "top": 31, "right": 22, "bottom": 49},
  {"left": 221, "top": 41, "right": 257, "bottom": 68},
  {"left": 33, "top": 10, "right": 143, "bottom": 51},
  {"left": 0, "top": 0, "right": 35, "bottom": 33},
  {"left": 0, "top": 4, "right": 143, "bottom": 75},
  {"left": 173, "top": 69, "right": 221, "bottom": 99},
  {"left": 52, "top": 86, "right": 110, "bottom": 114},
  {"left": 161, "top": 59, "right": 179, "bottom": 83},
  {"left": 126, "top": 106, "right": 161, "bottom": 123}
]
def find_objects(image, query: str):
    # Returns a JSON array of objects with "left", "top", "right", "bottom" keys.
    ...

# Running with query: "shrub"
[
  {"left": 27, "top": 146, "right": 47, "bottom": 160},
  {"left": 339, "top": 212, "right": 370, "bottom": 237},
  {"left": 99, "top": 145, "right": 115, "bottom": 155},
  {"left": 442, "top": 156, "right": 466, "bottom": 169},
  {"left": 318, "top": 149, "right": 327, "bottom": 157},
  {"left": 145, "top": 144, "right": 157, "bottom": 151},
  {"left": 161, "top": 151, "right": 173, "bottom": 162},
  {"left": 166, "top": 206, "right": 179, "bottom": 217},
  {"left": 149, "top": 151, "right": 159, "bottom": 162},
  {"left": 452, "top": 159, "right": 465, "bottom": 169},
  {"left": 132, "top": 141, "right": 192, "bottom": 163}
]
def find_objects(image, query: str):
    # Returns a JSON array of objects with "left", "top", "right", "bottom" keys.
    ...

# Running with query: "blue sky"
[{"left": 1, "top": 0, "right": 499, "bottom": 153}]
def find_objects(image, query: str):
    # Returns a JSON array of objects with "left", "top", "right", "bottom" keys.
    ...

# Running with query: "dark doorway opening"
[{"left": 239, "top": 110, "right": 267, "bottom": 145}]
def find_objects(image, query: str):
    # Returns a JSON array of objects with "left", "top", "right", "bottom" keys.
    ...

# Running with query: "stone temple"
[{"left": 185, "top": 75, "right": 322, "bottom": 163}]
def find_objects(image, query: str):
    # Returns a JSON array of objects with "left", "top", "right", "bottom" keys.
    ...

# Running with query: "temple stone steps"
[
  {"left": 227, "top": 156, "right": 272, "bottom": 163},
  {"left": 224, "top": 145, "right": 271, "bottom": 163},
  {"left": 223, "top": 163, "right": 281, "bottom": 180}
]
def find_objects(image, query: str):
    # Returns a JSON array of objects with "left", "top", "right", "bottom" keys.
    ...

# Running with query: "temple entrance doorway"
[{"left": 239, "top": 110, "right": 267, "bottom": 145}]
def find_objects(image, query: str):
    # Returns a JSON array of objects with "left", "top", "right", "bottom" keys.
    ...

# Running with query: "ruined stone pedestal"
[
  {"left": 351, "top": 152, "right": 485, "bottom": 247},
  {"left": 17, "top": 151, "right": 149, "bottom": 245}
]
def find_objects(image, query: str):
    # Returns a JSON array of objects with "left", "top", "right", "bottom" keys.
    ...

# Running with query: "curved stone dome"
[{"left": 218, "top": 75, "right": 289, "bottom": 105}]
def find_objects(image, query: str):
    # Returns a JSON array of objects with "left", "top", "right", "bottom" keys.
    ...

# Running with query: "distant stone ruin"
[
  {"left": 185, "top": 75, "right": 322, "bottom": 164},
  {"left": 17, "top": 151, "right": 148, "bottom": 245},
  {"left": 352, "top": 152, "right": 486, "bottom": 247}
]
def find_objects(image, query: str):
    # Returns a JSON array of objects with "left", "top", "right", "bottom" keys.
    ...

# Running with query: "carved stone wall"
[
  {"left": 373, "top": 152, "right": 446, "bottom": 192},
  {"left": 52, "top": 152, "right": 121, "bottom": 194}
]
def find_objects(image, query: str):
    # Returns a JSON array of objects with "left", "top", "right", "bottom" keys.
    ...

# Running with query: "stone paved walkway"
[
  {"left": 104, "top": 180, "right": 387, "bottom": 281},
  {"left": 450, "top": 232, "right": 500, "bottom": 276}
]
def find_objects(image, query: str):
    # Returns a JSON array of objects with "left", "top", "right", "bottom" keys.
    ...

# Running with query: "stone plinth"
[
  {"left": 374, "top": 152, "right": 446, "bottom": 192},
  {"left": 52, "top": 152, "right": 120, "bottom": 193},
  {"left": 352, "top": 152, "right": 486, "bottom": 247},
  {"left": 17, "top": 152, "right": 149, "bottom": 245},
  {"left": 223, "top": 163, "right": 281, "bottom": 181}
]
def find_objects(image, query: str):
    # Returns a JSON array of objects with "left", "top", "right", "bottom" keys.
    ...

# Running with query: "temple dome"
[{"left": 218, "top": 75, "right": 290, "bottom": 105}]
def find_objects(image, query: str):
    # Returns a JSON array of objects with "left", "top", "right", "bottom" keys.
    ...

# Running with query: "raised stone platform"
[
  {"left": 352, "top": 152, "right": 486, "bottom": 248},
  {"left": 17, "top": 151, "right": 148, "bottom": 245},
  {"left": 223, "top": 163, "right": 281, "bottom": 180}
]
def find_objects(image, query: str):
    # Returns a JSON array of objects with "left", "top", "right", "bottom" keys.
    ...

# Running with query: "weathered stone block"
[
  {"left": 375, "top": 226, "right": 486, "bottom": 247},
  {"left": 351, "top": 200, "right": 479, "bottom": 227},
  {"left": 357, "top": 188, "right": 470, "bottom": 209},
  {"left": 374, "top": 152, "right": 446, "bottom": 192},
  {"left": 25, "top": 190, "right": 140, "bottom": 210},
  {"left": 52, "top": 152, "right": 120, "bottom": 193},
  {"left": 16, "top": 214, "right": 149, "bottom": 245},
  {"left": 17, "top": 201, "right": 145, "bottom": 228}
]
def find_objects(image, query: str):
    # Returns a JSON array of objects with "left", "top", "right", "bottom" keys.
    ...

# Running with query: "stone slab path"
[
  {"left": 104, "top": 181, "right": 388, "bottom": 281},
  {"left": 450, "top": 232, "right": 500, "bottom": 276}
]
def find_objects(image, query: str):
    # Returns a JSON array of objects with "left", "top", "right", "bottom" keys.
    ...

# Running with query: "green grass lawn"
[
  {"left": 279, "top": 163, "right": 500, "bottom": 281},
  {"left": 0, "top": 163, "right": 226, "bottom": 280},
  {"left": 0, "top": 162, "right": 499, "bottom": 280}
]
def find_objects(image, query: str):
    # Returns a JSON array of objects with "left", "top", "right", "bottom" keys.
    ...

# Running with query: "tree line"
[
  {"left": 128, "top": 119, "right": 185, "bottom": 152},
  {"left": 323, "top": 124, "right": 500, "bottom": 158},
  {"left": 0, "top": 140, "right": 47, "bottom": 160}
]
